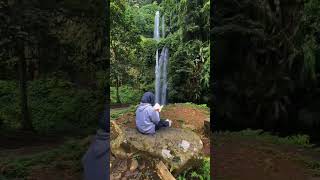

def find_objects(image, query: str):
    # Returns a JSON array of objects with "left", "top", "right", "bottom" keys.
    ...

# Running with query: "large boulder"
[
  {"left": 110, "top": 121, "right": 127, "bottom": 158},
  {"left": 110, "top": 121, "right": 203, "bottom": 175}
]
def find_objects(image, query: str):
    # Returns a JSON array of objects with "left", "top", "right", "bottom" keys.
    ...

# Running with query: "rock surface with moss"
[{"left": 110, "top": 121, "right": 203, "bottom": 175}]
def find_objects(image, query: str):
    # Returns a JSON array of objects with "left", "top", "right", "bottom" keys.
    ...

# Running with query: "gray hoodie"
[{"left": 135, "top": 103, "right": 160, "bottom": 134}]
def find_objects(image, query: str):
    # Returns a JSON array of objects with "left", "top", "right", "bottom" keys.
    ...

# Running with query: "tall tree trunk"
[
  {"left": 17, "top": 39, "right": 33, "bottom": 131},
  {"left": 116, "top": 75, "right": 121, "bottom": 104}
]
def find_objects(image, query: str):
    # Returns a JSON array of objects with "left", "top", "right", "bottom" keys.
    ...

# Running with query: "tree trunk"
[
  {"left": 17, "top": 39, "right": 33, "bottom": 131},
  {"left": 116, "top": 75, "right": 121, "bottom": 104}
]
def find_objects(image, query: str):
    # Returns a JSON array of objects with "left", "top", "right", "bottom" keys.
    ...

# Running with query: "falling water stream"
[{"left": 154, "top": 11, "right": 169, "bottom": 105}]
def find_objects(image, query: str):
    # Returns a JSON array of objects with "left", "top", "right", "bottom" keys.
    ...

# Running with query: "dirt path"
[
  {"left": 213, "top": 134, "right": 320, "bottom": 180},
  {"left": 0, "top": 131, "right": 66, "bottom": 158}
]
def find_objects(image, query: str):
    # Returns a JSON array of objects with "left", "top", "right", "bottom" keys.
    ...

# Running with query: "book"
[{"left": 153, "top": 103, "right": 164, "bottom": 112}]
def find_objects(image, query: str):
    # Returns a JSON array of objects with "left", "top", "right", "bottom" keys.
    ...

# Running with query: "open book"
[{"left": 153, "top": 103, "right": 164, "bottom": 112}]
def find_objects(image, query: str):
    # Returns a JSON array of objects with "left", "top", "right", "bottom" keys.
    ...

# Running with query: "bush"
[
  {"left": 178, "top": 157, "right": 210, "bottom": 180},
  {"left": 0, "top": 80, "right": 20, "bottom": 129},
  {"left": 0, "top": 79, "right": 104, "bottom": 134},
  {"left": 0, "top": 139, "right": 86, "bottom": 178},
  {"left": 110, "top": 86, "right": 143, "bottom": 104}
]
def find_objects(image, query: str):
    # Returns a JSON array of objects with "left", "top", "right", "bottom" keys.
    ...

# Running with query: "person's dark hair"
[{"left": 141, "top": 92, "right": 155, "bottom": 106}]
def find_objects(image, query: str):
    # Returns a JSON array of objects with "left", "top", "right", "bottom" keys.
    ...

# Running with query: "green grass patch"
[
  {"left": 0, "top": 138, "right": 86, "bottom": 179},
  {"left": 215, "top": 129, "right": 314, "bottom": 148},
  {"left": 163, "top": 103, "right": 210, "bottom": 113},
  {"left": 110, "top": 105, "right": 136, "bottom": 120}
]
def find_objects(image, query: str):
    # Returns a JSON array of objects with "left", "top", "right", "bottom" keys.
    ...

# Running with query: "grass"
[
  {"left": 110, "top": 105, "right": 136, "bottom": 120},
  {"left": 178, "top": 102, "right": 210, "bottom": 111},
  {"left": 0, "top": 138, "right": 87, "bottom": 179},
  {"left": 215, "top": 129, "right": 314, "bottom": 148}
]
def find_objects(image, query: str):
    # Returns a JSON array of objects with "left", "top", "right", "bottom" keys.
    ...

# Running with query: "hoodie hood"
[
  {"left": 141, "top": 92, "right": 155, "bottom": 106},
  {"left": 137, "top": 103, "right": 152, "bottom": 112}
]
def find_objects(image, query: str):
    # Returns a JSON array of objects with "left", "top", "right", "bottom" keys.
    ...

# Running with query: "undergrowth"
[
  {"left": 178, "top": 157, "right": 210, "bottom": 180},
  {"left": 0, "top": 138, "right": 86, "bottom": 179},
  {"left": 110, "top": 105, "right": 136, "bottom": 120},
  {"left": 215, "top": 129, "right": 314, "bottom": 148}
]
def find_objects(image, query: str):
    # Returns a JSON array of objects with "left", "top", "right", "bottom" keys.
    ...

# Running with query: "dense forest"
[
  {"left": 0, "top": 0, "right": 107, "bottom": 134},
  {"left": 213, "top": 0, "right": 320, "bottom": 138},
  {"left": 0, "top": 1, "right": 107, "bottom": 179},
  {"left": 110, "top": 0, "right": 210, "bottom": 105}
]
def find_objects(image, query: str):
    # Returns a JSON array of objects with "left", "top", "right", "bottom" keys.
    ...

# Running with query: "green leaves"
[{"left": 110, "top": 0, "right": 210, "bottom": 104}]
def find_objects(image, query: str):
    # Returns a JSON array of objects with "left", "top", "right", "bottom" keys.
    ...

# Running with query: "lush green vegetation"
[
  {"left": 0, "top": 1, "right": 106, "bottom": 179},
  {"left": 0, "top": 138, "right": 87, "bottom": 179},
  {"left": 0, "top": 79, "right": 103, "bottom": 134},
  {"left": 0, "top": 0, "right": 106, "bottom": 133},
  {"left": 110, "top": 105, "right": 136, "bottom": 120},
  {"left": 213, "top": 0, "right": 320, "bottom": 133},
  {"left": 215, "top": 129, "right": 314, "bottom": 148},
  {"left": 110, "top": 86, "right": 143, "bottom": 104},
  {"left": 178, "top": 157, "right": 210, "bottom": 180},
  {"left": 110, "top": 0, "right": 210, "bottom": 104}
]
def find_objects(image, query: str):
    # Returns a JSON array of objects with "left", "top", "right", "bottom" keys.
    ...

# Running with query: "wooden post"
[{"left": 156, "top": 161, "right": 176, "bottom": 180}]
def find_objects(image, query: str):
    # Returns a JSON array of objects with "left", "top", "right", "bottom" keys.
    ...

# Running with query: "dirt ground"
[
  {"left": 27, "top": 167, "right": 81, "bottom": 180},
  {"left": 213, "top": 134, "right": 320, "bottom": 180}
]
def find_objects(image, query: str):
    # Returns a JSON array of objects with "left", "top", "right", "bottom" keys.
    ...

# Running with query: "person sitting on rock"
[
  {"left": 136, "top": 92, "right": 172, "bottom": 134},
  {"left": 82, "top": 106, "right": 109, "bottom": 180}
]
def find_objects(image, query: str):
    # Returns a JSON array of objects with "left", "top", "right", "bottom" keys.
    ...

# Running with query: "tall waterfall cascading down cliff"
[{"left": 154, "top": 11, "right": 169, "bottom": 105}]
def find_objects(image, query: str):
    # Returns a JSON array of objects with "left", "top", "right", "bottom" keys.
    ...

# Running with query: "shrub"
[
  {"left": 110, "top": 86, "right": 143, "bottom": 104},
  {"left": 0, "top": 79, "right": 104, "bottom": 134}
]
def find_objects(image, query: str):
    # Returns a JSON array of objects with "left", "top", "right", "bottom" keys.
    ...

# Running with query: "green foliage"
[
  {"left": 302, "top": 0, "right": 320, "bottom": 83},
  {"left": 216, "top": 129, "right": 314, "bottom": 148},
  {"left": 163, "top": 0, "right": 210, "bottom": 104},
  {"left": 110, "top": 86, "right": 143, "bottom": 104},
  {"left": 0, "top": 139, "right": 86, "bottom": 178},
  {"left": 0, "top": 81, "right": 20, "bottom": 129},
  {"left": 178, "top": 157, "right": 210, "bottom": 180},
  {"left": 110, "top": 106, "right": 137, "bottom": 125},
  {"left": 169, "top": 39, "right": 210, "bottom": 103},
  {"left": 111, "top": 0, "right": 210, "bottom": 105},
  {"left": 0, "top": 79, "right": 104, "bottom": 134},
  {"left": 110, "top": 105, "right": 136, "bottom": 120},
  {"left": 182, "top": 102, "right": 210, "bottom": 112}
]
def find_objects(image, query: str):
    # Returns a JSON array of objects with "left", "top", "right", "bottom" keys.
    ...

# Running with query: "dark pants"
[{"left": 155, "top": 119, "right": 169, "bottom": 130}]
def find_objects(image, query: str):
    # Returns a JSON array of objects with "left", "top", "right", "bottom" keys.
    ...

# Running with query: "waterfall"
[
  {"left": 160, "top": 47, "right": 169, "bottom": 105},
  {"left": 154, "top": 11, "right": 160, "bottom": 41},
  {"left": 154, "top": 11, "right": 169, "bottom": 105}
]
